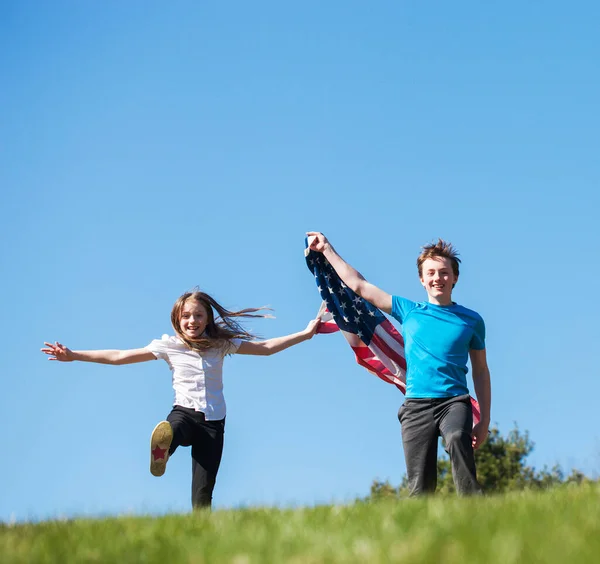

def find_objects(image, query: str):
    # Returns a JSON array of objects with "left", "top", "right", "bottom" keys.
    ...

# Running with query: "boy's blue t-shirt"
[{"left": 391, "top": 296, "right": 485, "bottom": 398}]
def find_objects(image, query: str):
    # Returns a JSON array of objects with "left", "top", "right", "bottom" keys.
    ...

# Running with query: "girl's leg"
[
  {"left": 150, "top": 421, "right": 173, "bottom": 477},
  {"left": 190, "top": 417, "right": 225, "bottom": 509},
  {"left": 166, "top": 406, "right": 197, "bottom": 454},
  {"left": 150, "top": 406, "right": 196, "bottom": 477}
]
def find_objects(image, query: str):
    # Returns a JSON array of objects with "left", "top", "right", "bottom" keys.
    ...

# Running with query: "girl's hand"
[
  {"left": 41, "top": 341, "right": 74, "bottom": 362},
  {"left": 304, "top": 318, "right": 321, "bottom": 339},
  {"left": 306, "top": 232, "right": 331, "bottom": 253}
]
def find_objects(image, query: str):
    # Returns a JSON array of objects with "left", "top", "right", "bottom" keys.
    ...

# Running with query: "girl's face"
[{"left": 179, "top": 299, "right": 210, "bottom": 339}]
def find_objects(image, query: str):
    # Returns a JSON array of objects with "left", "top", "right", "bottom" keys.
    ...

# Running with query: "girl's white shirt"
[{"left": 145, "top": 335, "right": 242, "bottom": 421}]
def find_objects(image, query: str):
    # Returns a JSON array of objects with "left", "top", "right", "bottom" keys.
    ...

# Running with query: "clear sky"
[{"left": 2, "top": 1, "right": 599, "bottom": 522}]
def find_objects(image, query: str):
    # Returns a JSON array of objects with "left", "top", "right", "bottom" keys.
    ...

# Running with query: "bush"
[{"left": 368, "top": 424, "right": 597, "bottom": 499}]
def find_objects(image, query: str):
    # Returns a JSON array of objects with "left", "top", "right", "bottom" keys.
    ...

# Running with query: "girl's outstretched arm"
[
  {"left": 236, "top": 318, "right": 320, "bottom": 356},
  {"left": 41, "top": 342, "right": 156, "bottom": 365}
]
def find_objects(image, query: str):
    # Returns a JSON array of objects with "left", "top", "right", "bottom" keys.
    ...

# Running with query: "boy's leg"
[
  {"left": 399, "top": 399, "right": 439, "bottom": 496},
  {"left": 190, "top": 415, "right": 225, "bottom": 509},
  {"left": 436, "top": 395, "right": 482, "bottom": 495}
]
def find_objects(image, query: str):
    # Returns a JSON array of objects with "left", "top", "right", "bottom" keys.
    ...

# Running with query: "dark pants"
[
  {"left": 166, "top": 406, "right": 225, "bottom": 509},
  {"left": 398, "top": 394, "right": 482, "bottom": 496}
]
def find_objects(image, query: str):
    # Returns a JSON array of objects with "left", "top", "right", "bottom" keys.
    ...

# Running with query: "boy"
[{"left": 307, "top": 232, "right": 491, "bottom": 495}]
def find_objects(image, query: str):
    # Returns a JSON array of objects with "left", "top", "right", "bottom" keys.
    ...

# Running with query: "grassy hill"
[{"left": 2, "top": 485, "right": 599, "bottom": 563}]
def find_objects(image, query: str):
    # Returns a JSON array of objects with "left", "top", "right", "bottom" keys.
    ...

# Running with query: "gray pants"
[{"left": 398, "top": 394, "right": 482, "bottom": 496}]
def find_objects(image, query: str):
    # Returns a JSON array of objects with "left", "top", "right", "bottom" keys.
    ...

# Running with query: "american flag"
[{"left": 305, "top": 241, "right": 480, "bottom": 425}]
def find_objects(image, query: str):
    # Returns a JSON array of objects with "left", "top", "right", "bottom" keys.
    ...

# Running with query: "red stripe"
[
  {"left": 470, "top": 397, "right": 481, "bottom": 425},
  {"left": 355, "top": 355, "right": 394, "bottom": 384},
  {"left": 317, "top": 322, "right": 340, "bottom": 334},
  {"left": 380, "top": 319, "right": 404, "bottom": 345},
  {"left": 352, "top": 347, "right": 405, "bottom": 392},
  {"left": 370, "top": 332, "right": 407, "bottom": 372},
  {"left": 353, "top": 345, "right": 375, "bottom": 360}
]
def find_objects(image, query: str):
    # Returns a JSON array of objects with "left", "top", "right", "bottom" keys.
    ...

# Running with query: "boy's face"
[{"left": 420, "top": 257, "right": 457, "bottom": 305}]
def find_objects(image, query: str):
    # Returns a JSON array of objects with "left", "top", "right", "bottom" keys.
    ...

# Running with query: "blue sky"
[{"left": 2, "top": 1, "right": 599, "bottom": 522}]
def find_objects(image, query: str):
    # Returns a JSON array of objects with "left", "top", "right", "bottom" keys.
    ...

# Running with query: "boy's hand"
[
  {"left": 471, "top": 421, "right": 489, "bottom": 449},
  {"left": 41, "top": 342, "right": 74, "bottom": 362},
  {"left": 306, "top": 232, "right": 331, "bottom": 253}
]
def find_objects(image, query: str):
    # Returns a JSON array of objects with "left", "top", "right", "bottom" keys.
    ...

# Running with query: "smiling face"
[
  {"left": 419, "top": 256, "right": 458, "bottom": 305},
  {"left": 179, "top": 299, "right": 210, "bottom": 340}
]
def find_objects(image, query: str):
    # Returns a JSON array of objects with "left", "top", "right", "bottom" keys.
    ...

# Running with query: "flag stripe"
[
  {"left": 367, "top": 340, "right": 407, "bottom": 392},
  {"left": 373, "top": 322, "right": 406, "bottom": 358},
  {"left": 370, "top": 330, "right": 407, "bottom": 373}
]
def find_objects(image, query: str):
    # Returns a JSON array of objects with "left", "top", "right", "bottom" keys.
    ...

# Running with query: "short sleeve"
[
  {"left": 145, "top": 334, "right": 173, "bottom": 360},
  {"left": 223, "top": 338, "right": 242, "bottom": 355},
  {"left": 469, "top": 316, "right": 486, "bottom": 350},
  {"left": 391, "top": 296, "right": 417, "bottom": 324}
]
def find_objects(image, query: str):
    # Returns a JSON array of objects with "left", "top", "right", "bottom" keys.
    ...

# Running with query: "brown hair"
[
  {"left": 417, "top": 239, "right": 461, "bottom": 279},
  {"left": 171, "top": 290, "right": 271, "bottom": 352}
]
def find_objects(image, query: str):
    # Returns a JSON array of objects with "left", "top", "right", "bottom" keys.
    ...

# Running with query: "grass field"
[{"left": 2, "top": 485, "right": 599, "bottom": 563}]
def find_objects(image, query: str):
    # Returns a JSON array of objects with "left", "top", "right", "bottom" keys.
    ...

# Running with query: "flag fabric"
[{"left": 305, "top": 241, "right": 481, "bottom": 426}]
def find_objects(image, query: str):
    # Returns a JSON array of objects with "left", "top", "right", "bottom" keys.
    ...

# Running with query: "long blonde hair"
[{"left": 171, "top": 290, "right": 271, "bottom": 352}]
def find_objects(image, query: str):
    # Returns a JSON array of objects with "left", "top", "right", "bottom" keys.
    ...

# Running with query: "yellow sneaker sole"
[{"left": 150, "top": 421, "right": 173, "bottom": 477}]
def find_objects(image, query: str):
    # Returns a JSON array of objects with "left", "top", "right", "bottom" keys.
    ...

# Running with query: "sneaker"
[{"left": 150, "top": 421, "right": 173, "bottom": 477}]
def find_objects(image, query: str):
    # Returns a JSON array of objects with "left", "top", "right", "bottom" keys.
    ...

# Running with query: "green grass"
[{"left": 2, "top": 485, "right": 599, "bottom": 563}]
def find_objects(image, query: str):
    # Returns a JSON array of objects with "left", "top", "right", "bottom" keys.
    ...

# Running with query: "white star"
[
  {"left": 324, "top": 273, "right": 331, "bottom": 282},
  {"left": 354, "top": 317, "right": 360, "bottom": 323},
  {"left": 317, "top": 286, "right": 322, "bottom": 292},
  {"left": 368, "top": 311, "right": 376, "bottom": 317},
  {"left": 337, "top": 287, "right": 345, "bottom": 296},
  {"left": 340, "top": 302, "right": 347, "bottom": 310},
  {"left": 353, "top": 296, "right": 361, "bottom": 304},
  {"left": 357, "top": 330, "right": 363, "bottom": 338},
  {"left": 328, "top": 287, "right": 334, "bottom": 294},
  {"left": 343, "top": 316, "right": 349, "bottom": 323},
  {"left": 340, "top": 282, "right": 347, "bottom": 288}
]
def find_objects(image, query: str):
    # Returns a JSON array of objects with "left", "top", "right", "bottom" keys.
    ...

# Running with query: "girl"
[{"left": 41, "top": 290, "right": 320, "bottom": 510}]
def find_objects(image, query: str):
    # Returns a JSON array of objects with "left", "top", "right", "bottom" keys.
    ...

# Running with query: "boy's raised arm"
[{"left": 307, "top": 231, "right": 392, "bottom": 313}]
